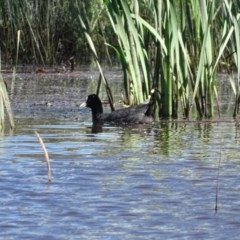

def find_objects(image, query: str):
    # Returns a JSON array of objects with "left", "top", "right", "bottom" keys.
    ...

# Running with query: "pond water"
[{"left": 1, "top": 69, "right": 240, "bottom": 239}]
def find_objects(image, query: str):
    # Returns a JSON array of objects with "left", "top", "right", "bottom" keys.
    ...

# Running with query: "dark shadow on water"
[{"left": 91, "top": 123, "right": 103, "bottom": 133}]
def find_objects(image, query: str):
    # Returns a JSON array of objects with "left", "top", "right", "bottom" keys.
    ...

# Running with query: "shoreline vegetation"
[{"left": 1, "top": 0, "right": 240, "bottom": 125}]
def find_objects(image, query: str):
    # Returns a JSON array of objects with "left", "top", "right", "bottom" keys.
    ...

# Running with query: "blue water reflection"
[
  {"left": 1, "top": 72, "right": 240, "bottom": 239},
  {"left": 1, "top": 119, "right": 240, "bottom": 239}
]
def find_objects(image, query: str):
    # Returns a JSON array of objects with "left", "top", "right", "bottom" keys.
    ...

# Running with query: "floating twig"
[{"left": 35, "top": 131, "right": 51, "bottom": 183}]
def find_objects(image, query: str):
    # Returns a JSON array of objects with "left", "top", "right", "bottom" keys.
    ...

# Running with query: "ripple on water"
[{"left": 1, "top": 74, "right": 240, "bottom": 239}]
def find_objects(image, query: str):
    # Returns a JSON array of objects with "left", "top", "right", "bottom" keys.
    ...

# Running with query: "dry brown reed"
[{"left": 35, "top": 131, "right": 51, "bottom": 183}]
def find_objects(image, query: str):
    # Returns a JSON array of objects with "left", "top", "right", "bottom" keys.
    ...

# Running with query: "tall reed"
[
  {"left": 79, "top": 16, "right": 115, "bottom": 111},
  {"left": 222, "top": 0, "right": 240, "bottom": 117},
  {"left": 0, "top": 0, "right": 104, "bottom": 65},
  {"left": 105, "top": 0, "right": 237, "bottom": 119},
  {"left": 2, "top": 0, "right": 240, "bottom": 119},
  {"left": 105, "top": 0, "right": 150, "bottom": 104},
  {"left": 0, "top": 71, "right": 14, "bottom": 130}
]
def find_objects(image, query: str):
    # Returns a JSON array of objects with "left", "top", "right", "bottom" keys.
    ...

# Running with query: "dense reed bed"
[{"left": 1, "top": 0, "right": 240, "bottom": 120}]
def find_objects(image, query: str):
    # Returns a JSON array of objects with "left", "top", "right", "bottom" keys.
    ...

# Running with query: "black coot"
[{"left": 84, "top": 94, "right": 155, "bottom": 124}]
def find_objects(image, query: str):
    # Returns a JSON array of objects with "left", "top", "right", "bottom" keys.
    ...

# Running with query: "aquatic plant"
[
  {"left": 104, "top": 0, "right": 150, "bottom": 105},
  {"left": 0, "top": 71, "right": 14, "bottom": 130},
  {"left": 222, "top": 0, "right": 240, "bottom": 117},
  {"left": 0, "top": 0, "right": 106, "bottom": 65},
  {"left": 99, "top": 0, "right": 239, "bottom": 119},
  {"left": 79, "top": 16, "right": 115, "bottom": 111},
  {"left": 1, "top": 0, "right": 240, "bottom": 119}
]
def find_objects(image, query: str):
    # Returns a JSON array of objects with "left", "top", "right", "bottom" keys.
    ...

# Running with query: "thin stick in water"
[{"left": 35, "top": 131, "right": 51, "bottom": 183}]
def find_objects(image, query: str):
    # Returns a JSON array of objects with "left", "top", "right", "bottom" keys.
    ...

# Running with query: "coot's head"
[{"left": 86, "top": 94, "right": 103, "bottom": 114}]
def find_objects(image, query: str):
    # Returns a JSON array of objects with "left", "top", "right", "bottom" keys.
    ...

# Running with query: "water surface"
[{"left": 1, "top": 70, "right": 240, "bottom": 239}]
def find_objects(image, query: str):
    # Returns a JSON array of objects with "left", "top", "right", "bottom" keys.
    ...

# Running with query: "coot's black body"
[{"left": 85, "top": 94, "right": 154, "bottom": 124}]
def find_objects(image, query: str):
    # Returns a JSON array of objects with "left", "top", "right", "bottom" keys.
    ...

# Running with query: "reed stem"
[{"left": 35, "top": 131, "right": 51, "bottom": 183}]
